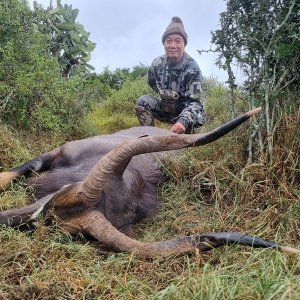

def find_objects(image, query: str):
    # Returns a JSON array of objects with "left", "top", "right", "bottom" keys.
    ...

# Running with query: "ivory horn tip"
[
  {"left": 246, "top": 107, "right": 262, "bottom": 117},
  {"left": 279, "top": 245, "right": 300, "bottom": 254}
]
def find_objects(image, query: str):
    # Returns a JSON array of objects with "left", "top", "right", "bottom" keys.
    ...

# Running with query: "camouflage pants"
[{"left": 135, "top": 95, "right": 204, "bottom": 132}]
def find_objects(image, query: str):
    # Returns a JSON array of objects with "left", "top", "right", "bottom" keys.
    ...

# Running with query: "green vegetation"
[
  {"left": 1, "top": 78, "right": 299, "bottom": 299},
  {"left": 33, "top": 0, "right": 96, "bottom": 78},
  {"left": 0, "top": 0, "right": 95, "bottom": 132},
  {"left": 210, "top": 0, "right": 300, "bottom": 162},
  {"left": 0, "top": 0, "right": 299, "bottom": 299},
  {"left": 85, "top": 76, "right": 152, "bottom": 134}
]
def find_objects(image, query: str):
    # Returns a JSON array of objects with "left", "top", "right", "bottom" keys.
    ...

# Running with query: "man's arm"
[
  {"left": 177, "top": 67, "right": 205, "bottom": 129},
  {"left": 183, "top": 67, "right": 203, "bottom": 102},
  {"left": 147, "top": 64, "right": 159, "bottom": 93}
]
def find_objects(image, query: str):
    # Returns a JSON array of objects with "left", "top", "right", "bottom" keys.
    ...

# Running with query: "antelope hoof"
[{"left": 0, "top": 171, "right": 19, "bottom": 191}]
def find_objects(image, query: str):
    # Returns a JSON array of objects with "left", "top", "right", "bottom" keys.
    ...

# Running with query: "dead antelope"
[{"left": 0, "top": 108, "right": 299, "bottom": 257}]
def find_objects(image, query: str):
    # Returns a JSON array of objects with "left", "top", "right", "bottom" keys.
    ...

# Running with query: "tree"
[
  {"left": 33, "top": 0, "right": 96, "bottom": 78},
  {"left": 0, "top": 0, "right": 89, "bottom": 131},
  {"left": 211, "top": 0, "right": 300, "bottom": 162}
]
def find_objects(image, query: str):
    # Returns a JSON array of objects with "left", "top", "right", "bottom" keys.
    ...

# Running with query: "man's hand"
[{"left": 170, "top": 122, "right": 186, "bottom": 134}]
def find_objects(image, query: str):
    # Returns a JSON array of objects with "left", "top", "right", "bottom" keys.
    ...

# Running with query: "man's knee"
[
  {"left": 136, "top": 95, "right": 149, "bottom": 107},
  {"left": 135, "top": 105, "right": 155, "bottom": 126}
]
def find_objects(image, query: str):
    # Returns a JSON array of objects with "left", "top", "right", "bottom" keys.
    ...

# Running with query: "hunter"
[{"left": 135, "top": 16, "right": 205, "bottom": 134}]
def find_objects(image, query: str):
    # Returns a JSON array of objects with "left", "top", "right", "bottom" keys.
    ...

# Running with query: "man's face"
[{"left": 164, "top": 34, "right": 185, "bottom": 63}]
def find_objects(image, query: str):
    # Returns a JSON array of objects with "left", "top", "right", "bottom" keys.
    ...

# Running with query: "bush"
[
  {"left": 85, "top": 76, "right": 154, "bottom": 133},
  {"left": 0, "top": 0, "right": 93, "bottom": 133}
]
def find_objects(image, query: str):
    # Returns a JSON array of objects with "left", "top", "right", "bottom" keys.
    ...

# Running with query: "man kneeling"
[{"left": 135, "top": 16, "right": 205, "bottom": 134}]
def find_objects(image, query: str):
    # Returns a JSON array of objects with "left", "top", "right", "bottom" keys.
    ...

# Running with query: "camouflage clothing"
[{"left": 135, "top": 52, "right": 205, "bottom": 131}]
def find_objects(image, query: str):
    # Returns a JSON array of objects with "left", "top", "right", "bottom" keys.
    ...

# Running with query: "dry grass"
[{"left": 0, "top": 115, "right": 299, "bottom": 299}]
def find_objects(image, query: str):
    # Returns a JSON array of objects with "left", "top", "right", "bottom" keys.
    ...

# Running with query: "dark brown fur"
[{"left": 8, "top": 127, "right": 173, "bottom": 235}]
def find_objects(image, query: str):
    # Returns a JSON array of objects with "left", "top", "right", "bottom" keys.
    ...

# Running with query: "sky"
[{"left": 28, "top": 0, "right": 230, "bottom": 83}]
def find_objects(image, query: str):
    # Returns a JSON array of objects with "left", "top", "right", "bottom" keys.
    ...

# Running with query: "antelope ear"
[
  {"left": 0, "top": 192, "right": 55, "bottom": 228},
  {"left": 36, "top": 183, "right": 85, "bottom": 217},
  {"left": 25, "top": 184, "right": 82, "bottom": 226}
]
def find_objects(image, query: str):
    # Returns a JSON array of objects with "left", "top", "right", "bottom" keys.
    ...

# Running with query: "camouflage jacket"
[
  {"left": 148, "top": 52, "right": 204, "bottom": 127},
  {"left": 148, "top": 52, "right": 205, "bottom": 127}
]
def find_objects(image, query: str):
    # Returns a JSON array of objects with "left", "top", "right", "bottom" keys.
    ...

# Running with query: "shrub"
[
  {"left": 0, "top": 0, "right": 93, "bottom": 133},
  {"left": 85, "top": 76, "right": 154, "bottom": 133}
]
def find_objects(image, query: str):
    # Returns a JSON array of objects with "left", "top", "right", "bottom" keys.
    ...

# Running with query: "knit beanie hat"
[{"left": 162, "top": 16, "right": 188, "bottom": 45}]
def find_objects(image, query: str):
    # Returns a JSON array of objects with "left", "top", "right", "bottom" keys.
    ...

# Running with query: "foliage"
[
  {"left": 97, "top": 64, "right": 148, "bottom": 90},
  {"left": 130, "top": 63, "right": 149, "bottom": 80},
  {"left": 82, "top": 67, "right": 153, "bottom": 134},
  {"left": 0, "top": 0, "right": 94, "bottom": 132},
  {"left": 202, "top": 78, "right": 236, "bottom": 122},
  {"left": 211, "top": 0, "right": 300, "bottom": 162},
  {"left": 97, "top": 66, "right": 131, "bottom": 90},
  {"left": 33, "top": 0, "right": 96, "bottom": 78}
]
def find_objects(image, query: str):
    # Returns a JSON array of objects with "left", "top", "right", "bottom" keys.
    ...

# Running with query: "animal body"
[{"left": 0, "top": 108, "right": 299, "bottom": 257}]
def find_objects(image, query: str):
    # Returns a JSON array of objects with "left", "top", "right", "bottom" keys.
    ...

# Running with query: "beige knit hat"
[{"left": 162, "top": 16, "right": 188, "bottom": 45}]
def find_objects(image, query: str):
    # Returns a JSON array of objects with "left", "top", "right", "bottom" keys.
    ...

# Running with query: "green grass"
[
  {"left": 81, "top": 76, "right": 153, "bottom": 134},
  {"left": 0, "top": 146, "right": 299, "bottom": 299},
  {"left": 0, "top": 196, "right": 299, "bottom": 299},
  {"left": 86, "top": 108, "right": 139, "bottom": 134}
]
